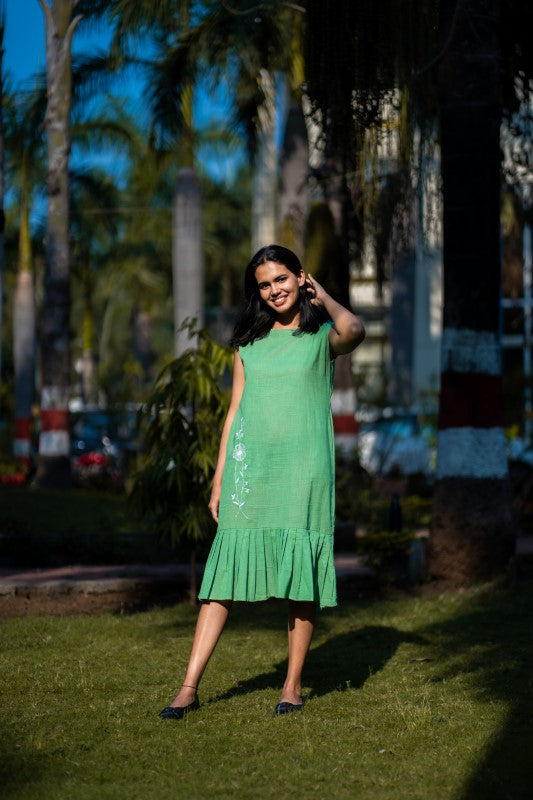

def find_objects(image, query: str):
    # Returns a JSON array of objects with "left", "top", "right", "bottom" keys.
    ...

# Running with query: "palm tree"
[
  {"left": 93, "top": 127, "right": 176, "bottom": 404},
  {"left": 0, "top": 6, "right": 6, "bottom": 386},
  {"left": 101, "top": 0, "right": 205, "bottom": 356},
  {"left": 278, "top": 13, "right": 309, "bottom": 261},
  {"left": 4, "top": 86, "right": 47, "bottom": 464},
  {"left": 172, "top": 46, "right": 205, "bottom": 357},
  {"left": 251, "top": 69, "right": 277, "bottom": 253},
  {"left": 36, "top": 0, "right": 82, "bottom": 487},
  {"left": 69, "top": 168, "right": 120, "bottom": 405}
]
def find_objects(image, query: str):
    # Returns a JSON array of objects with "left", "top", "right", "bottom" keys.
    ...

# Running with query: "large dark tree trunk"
[
  {"left": 279, "top": 100, "right": 310, "bottom": 261},
  {"left": 431, "top": 0, "right": 514, "bottom": 582},
  {"left": 0, "top": 20, "right": 5, "bottom": 385},
  {"left": 36, "top": 0, "right": 80, "bottom": 487}
]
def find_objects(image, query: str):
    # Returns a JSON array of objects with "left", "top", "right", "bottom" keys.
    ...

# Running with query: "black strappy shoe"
[
  {"left": 274, "top": 701, "right": 303, "bottom": 715},
  {"left": 158, "top": 696, "right": 200, "bottom": 720}
]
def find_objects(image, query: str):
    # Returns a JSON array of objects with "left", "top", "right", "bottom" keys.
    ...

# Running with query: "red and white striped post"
[
  {"left": 432, "top": 328, "right": 513, "bottom": 580},
  {"left": 13, "top": 418, "right": 32, "bottom": 466},
  {"left": 38, "top": 387, "right": 71, "bottom": 485},
  {"left": 431, "top": 0, "right": 514, "bottom": 582}
]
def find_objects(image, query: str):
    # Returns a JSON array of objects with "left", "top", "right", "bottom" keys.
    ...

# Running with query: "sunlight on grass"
[{"left": 1, "top": 583, "right": 532, "bottom": 800}]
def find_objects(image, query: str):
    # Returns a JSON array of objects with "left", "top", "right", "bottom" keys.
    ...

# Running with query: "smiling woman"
[
  {"left": 255, "top": 260, "right": 306, "bottom": 323},
  {"left": 158, "top": 244, "right": 365, "bottom": 722}
]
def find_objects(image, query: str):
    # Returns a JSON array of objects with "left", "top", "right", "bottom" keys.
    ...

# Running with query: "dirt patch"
[{"left": 0, "top": 581, "right": 188, "bottom": 618}]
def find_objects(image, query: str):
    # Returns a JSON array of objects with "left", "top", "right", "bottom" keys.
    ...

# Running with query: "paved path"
[
  {"left": 0, "top": 555, "right": 373, "bottom": 594},
  {"left": 2, "top": 534, "right": 529, "bottom": 617},
  {"left": 0, "top": 555, "right": 375, "bottom": 617}
]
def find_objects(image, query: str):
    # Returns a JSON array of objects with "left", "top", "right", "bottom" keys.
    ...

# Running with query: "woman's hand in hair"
[
  {"left": 306, "top": 273, "right": 365, "bottom": 356},
  {"left": 305, "top": 274, "right": 329, "bottom": 307}
]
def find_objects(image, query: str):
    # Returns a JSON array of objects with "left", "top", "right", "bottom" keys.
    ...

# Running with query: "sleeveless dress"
[{"left": 198, "top": 322, "right": 337, "bottom": 608}]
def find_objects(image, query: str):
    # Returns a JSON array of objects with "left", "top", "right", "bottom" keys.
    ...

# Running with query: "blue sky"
[
  {"left": 3, "top": 0, "right": 244, "bottom": 184},
  {"left": 4, "top": 0, "right": 46, "bottom": 85},
  {"left": 4, "top": 0, "right": 110, "bottom": 86}
]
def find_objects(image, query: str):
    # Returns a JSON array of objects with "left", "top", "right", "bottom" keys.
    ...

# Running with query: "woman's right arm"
[{"left": 208, "top": 350, "right": 245, "bottom": 523}]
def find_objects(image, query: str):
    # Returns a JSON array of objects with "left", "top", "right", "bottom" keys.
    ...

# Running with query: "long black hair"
[{"left": 230, "top": 244, "right": 324, "bottom": 348}]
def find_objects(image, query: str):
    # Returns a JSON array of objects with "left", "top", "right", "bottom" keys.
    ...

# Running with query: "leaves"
[{"left": 130, "top": 320, "right": 232, "bottom": 546}]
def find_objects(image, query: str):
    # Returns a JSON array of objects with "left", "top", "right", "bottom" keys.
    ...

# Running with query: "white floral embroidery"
[
  {"left": 231, "top": 416, "right": 249, "bottom": 517},
  {"left": 233, "top": 443, "right": 246, "bottom": 461}
]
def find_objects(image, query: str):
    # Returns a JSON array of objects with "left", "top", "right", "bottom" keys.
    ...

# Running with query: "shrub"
[{"left": 130, "top": 322, "right": 232, "bottom": 551}]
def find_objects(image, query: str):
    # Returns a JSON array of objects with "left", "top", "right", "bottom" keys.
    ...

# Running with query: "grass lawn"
[{"left": 1, "top": 581, "right": 532, "bottom": 800}]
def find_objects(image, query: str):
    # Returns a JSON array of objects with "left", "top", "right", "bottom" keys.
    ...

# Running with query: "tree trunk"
[
  {"left": 13, "top": 192, "right": 35, "bottom": 464},
  {"left": 81, "top": 269, "right": 97, "bottom": 406},
  {"left": 36, "top": 0, "right": 80, "bottom": 487},
  {"left": 172, "top": 0, "right": 204, "bottom": 357},
  {"left": 431, "top": 0, "right": 514, "bottom": 582},
  {"left": 279, "top": 98, "right": 309, "bottom": 260},
  {"left": 173, "top": 167, "right": 204, "bottom": 356},
  {"left": 132, "top": 307, "right": 152, "bottom": 380},
  {"left": 0, "top": 22, "right": 4, "bottom": 386},
  {"left": 252, "top": 69, "right": 277, "bottom": 252}
]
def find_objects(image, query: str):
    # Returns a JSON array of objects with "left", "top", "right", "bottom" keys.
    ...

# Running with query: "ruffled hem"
[{"left": 197, "top": 527, "right": 337, "bottom": 609}]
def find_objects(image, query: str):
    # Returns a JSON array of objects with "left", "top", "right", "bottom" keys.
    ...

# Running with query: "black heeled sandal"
[
  {"left": 159, "top": 684, "right": 199, "bottom": 720},
  {"left": 274, "top": 701, "right": 303, "bottom": 715}
]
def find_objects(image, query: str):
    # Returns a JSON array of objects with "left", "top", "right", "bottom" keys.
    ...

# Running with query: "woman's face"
[{"left": 255, "top": 260, "right": 305, "bottom": 317}]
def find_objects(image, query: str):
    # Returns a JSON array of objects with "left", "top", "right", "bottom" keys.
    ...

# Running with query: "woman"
[{"left": 159, "top": 244, "right": 364, "bottom": 719}]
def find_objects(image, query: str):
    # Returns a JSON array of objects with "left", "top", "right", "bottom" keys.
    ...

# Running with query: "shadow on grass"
[
  {"left": 419, "top": 582, "right": 533, "bottom": 800},
  {"left": 0, "top": 733, "right": 47, "bottom": 798},
  {"left": 210, "top": 624, "right": 427, "bottom": 703}
]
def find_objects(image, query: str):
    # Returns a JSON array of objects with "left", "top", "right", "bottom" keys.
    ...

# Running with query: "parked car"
[
  {"left": 70, "top": 409, "right": 138, "bottom": 487},
  {"left": 356, "top": 413, "right": 435, "bottom": 477}
]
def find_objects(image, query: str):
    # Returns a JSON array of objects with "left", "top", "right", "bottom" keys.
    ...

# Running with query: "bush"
[{"left": 130, "top": 322, "right": 233, "bottom": 549}]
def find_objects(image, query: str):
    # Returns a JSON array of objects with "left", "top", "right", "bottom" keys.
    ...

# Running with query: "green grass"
[{"left": 1, "top": 582, "right": 532, "bottom": 800}]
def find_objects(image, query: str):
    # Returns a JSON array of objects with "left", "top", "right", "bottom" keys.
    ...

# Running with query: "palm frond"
[
  {"left": 145, "top": 44, "right": 197, "bottom": 148},
  {"left": 71, "top": 114, "right": 133, "bottom": 151},
  {"left": 72, "top": 51, "right": 133, "bottom": 102}
]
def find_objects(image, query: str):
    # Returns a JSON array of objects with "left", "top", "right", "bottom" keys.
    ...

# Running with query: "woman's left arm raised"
[{"left": 307, "top": 274, "right": 365, "bottom": 356}]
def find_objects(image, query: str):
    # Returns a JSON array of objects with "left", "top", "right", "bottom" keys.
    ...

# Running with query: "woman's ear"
[{"left": 298, "top": 270, "right": 306, "bottom": 287}]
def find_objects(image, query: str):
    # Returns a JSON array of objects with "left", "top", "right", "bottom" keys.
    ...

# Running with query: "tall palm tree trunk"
[
  {"left": 81, "top": 266, "right": 97, "bottom": 406},
  {"left": 0, "top": 14, "right": 5, "bottom": 385},
  {"left": 13, "top": 190, "right": 35, "bottom": 464},
  {"left": 36, "top": 0, "right": 81, "bottom": 487},
  {"left": 173, "top": 163, "right": 204, "bottom": 356},
  {"left": 172, "top": 2, "right": 204, "bottom": 358},
  {"left": 252, "top": 69, "right": 277, "bottom": 252},
  {"left": 279, "top": 15, "right": 309, "bottom": 259},
  {"left": 172, "top": 84, "right": 202, "bottom": 359},
  {"left": 431, "top": 0, "right": 514, "bottom": 581},
  {"left": 278, "top": 98, "right": 309, "bottom": 260}
]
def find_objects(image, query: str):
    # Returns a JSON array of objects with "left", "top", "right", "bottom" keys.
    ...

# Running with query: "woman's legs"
[
  {"left": 169, "top": 599, "right": 232, "bottom": 707},
  {"left": 167, "top": 598, "right": 315, "bottom": 709},
  {"left": 279, "top": 600, "right": 316, "bottom": 705}
]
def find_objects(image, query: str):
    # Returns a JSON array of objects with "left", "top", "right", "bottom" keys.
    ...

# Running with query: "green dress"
[{"left": 198, "top": 322, "right": 337, "bottom": 608}]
